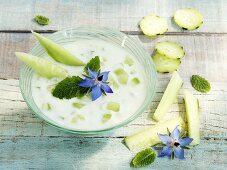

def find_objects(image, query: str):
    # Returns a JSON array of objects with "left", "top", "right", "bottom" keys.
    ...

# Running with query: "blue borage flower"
[
  {"left": 78, "top": 68, "right": 113, "bottom": 101},
  {"left": 158, "top": 126, "right": 193, "bottom": 160}
]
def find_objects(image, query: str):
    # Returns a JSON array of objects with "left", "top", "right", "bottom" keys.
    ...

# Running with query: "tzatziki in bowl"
[{"left": 17, "top": 26, "right": 156, "bottom": 134}]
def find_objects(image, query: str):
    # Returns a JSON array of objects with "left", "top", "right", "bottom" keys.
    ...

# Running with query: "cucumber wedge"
[
  {"left": 139, "top": 14, "right": 168, "bottom": 36},
  {"left": 15, "top": 52, "right": 69, "bottom": 79},
  {"left": 153, "top": 53, "right": 181, "bottom": 73},
  {"left": 125, "top": 117, "right": 186, "bottom": 151},
  {"left": 155, "top": 41, "right": 185, "bottom": 59},
  {"left": 153, "top": 72, "right": 183, "bottom": 121},
  {"left": 31, "top": 31, "right": 85, "bottom": 66},
  {"left": 174, "top": 8, "right": 203, "bottom": 31},
  {"left": 184, "top": 90, "right": 200, "bottom": 145}
]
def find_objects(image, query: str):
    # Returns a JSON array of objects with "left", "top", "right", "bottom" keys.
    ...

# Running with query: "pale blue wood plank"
[
  {"left": 0, "top": 0, "right": 226, "bottom": 33},
  {"left": 0, "top": 137, "right": 226, "bottom": 170}
]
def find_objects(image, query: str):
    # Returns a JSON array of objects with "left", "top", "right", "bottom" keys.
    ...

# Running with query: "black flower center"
[
  {"left": 97, "top": 75, "right": 103, "bottom": 81},
  {"left": 174, "top": 142, "right": 180, "bottom": 147}
]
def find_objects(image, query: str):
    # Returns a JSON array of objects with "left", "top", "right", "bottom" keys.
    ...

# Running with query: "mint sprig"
[
  {"left": 34, "top": 15, "right": 49, "bottom": 26},
  {"left": 131, "top": 148, "right": 156, "bottom": 168},
  {"left": 52, "top": 57, "right": 101, "bottom": 99},
  {"left": 191, "top": 75, "right": 211, "bottom": 93},
  {"left": 84, "top": 56, "right": 100, "bottom": 74}
]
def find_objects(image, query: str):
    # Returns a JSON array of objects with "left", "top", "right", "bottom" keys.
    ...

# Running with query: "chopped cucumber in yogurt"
[
  {"left": 102, "top": 113, "right": 112, "bottom": 123},
  {"left": 107, "top": 102, "right": 120, "bottom": 112},
  {"left": 124, "top": 56, "right": 134, "bottom": 66},
  {"left": 72, "top": 102, "right": 85, "bottom": 109},
  {"left": 42, "top": 103, "right": 52, "bottom": 111},
  {"left": 131, "top": 77, "right": 140, "bottom": 86},
  {"left": 114, "top": 68, "right": 129, "bottom": 84}
]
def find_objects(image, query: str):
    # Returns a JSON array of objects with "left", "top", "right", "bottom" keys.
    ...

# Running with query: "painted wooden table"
[{"left": 0, "top": 0, "right": 226, "bottom": 169}]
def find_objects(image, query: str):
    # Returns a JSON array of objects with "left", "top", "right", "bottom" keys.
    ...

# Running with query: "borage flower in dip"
[
  {"left": 78, "top": 68, "right": 113, "bottom": 101},
  {"left": 158, "top": 126, "right": 193, "bottom": 159}
]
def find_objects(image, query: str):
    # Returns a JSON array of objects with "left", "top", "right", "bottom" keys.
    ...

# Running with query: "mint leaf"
[
  {"left": 84, "top": 56, "right": 100, "bottom": 74},
  {"left": 52, "top": 76, "right": 88, "bottom": 99},
  {"left": 34, "top": 15, "right": 49, "bottom": 26},
  {"left": 131, "top": 148, "right": 156, "bottom": 168},
  {"left": 191, "top": 75, "right": 211, "bottom": 93}
]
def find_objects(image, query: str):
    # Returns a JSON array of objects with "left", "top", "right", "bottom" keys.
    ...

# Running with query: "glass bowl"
[{"left": 19, "top": 26, "right": 157, "bottom": 135}]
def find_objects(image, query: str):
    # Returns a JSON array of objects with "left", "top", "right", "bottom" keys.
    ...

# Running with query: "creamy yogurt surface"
[{"left": 32, "top": 39, "right": 147, "bottom": 131}]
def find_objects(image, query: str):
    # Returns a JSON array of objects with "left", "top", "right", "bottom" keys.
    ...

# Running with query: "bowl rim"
[{"left": 19, "top": 25, "right": 157, "bottom": 135}]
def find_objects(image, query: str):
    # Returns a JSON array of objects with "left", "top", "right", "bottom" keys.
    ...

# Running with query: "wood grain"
[
  {"left": 0, "top": 0, "right": 226, "bottom": 33},
  {"left": 0, "top": 137, "right": 226, "bottom": 170}
]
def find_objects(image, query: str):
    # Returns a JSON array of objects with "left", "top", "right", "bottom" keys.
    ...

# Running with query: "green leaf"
[
  {"left": 52, "top": 76, "right": 88, "bottom": 99},
  {"left": 131, "top": 148, "right": 156, "bottom": 168},
  {"left": 84, "top": 56, "right": 100, "bottom": 74},
  {"left": 34, "top": 15, "right": 49, "bottom": 26},
  {"left": 191, "top": 75, "right": 211, "bottom": 93}
]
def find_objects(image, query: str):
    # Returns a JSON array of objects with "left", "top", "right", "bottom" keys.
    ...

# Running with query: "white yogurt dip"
[{"left": 31, "top": 39, "right": 147, "bottom": 131}]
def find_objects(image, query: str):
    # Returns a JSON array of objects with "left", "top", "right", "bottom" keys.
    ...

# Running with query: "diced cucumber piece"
[
  {"left": 15, "top": 52, "right": 68, "bottom": 79},
  {"left": 102, "top": 113, "right": 112, "bottom": 123},
  {"left": 174, "top": 8, "right": 203, "bottom": 30},
  {"left": 42, "top": 103, "right": 52, "bottom": 111},
  {"left": 108, "top": 75, "right": 119, "bottom": 89},
  {"left": 114, "top": 68, "right": 129, "bottom": 84},
  {"left": 153, "top": 72, "right": 183, "bottom": 121},
  {"left": 71, "top": 114, "right": 85, "bottom": 123},
  {"left": 125, "top": 117, "right": 186, "bottom": 150},
  {"left": 139, "top": 14, "right": 168, "bottom": 36},
  {"left": 131, "top": 77, "right": 140, "bottom": 86},
  {"left": 124, "top": 56, "right": 134, "bottom": 66},
  {"left": 107, "top": 102, "right": 120, "bottom": 112},
  {"left": 184, "top": 90, "right": 200, "bottom": 145},
  {"left": 72, "top": 102, "right": 85, "bottom": 109},
  {"left": 153, "top": 53, "right": 181, "bottom": 73},
  {"left": 47, "top": 84, "right": 56, "bottom": 92},
  {"left": 155, "top": 41, "right": 185, "bottom": 59},
  {"left": 31, "top": 31, "right": 85, "bottom": 66}
]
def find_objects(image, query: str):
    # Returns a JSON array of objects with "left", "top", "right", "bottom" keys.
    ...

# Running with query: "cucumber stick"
[
  {"left": 184, "top": 90, "right": 200, "bottom": 145},
  {"left": 153, "top": 72, "right": 183, "bottom": 121},
  {"left": 125, "top": 117, "right": 186, "bottom": 151},
  {"left": 32, "top": 31, "right": 85, "bottom": 66},
  {"left": 15, "top": 52, "right": 68, "bottom": 79}
]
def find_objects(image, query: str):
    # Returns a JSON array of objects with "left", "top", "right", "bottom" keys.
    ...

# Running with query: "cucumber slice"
[
  {"left": 114, "top": 68, "right": 129, "bottom": 84},
  {"left": 155, "top": 41, "right": 185, "bottom": 59},
  {"left": 153, "top": 53, "right": 180, "bottom": 73},
  {"left": 71, "top": 114, "right": 85, "bottom": 123},
  {"left": 107, "top": 102, "right": 120, "bottom": 112},
  {"left": 184, "top": 90, "right": 200, "bottom": 145},
  {"left": 125, "top": 117, "right": 186, "bottom": 151},
  {"left": 31, "top": 31, "right": 85, "bottom": 66},
  {"left": 174, "top": 8, "right": 203, "bottom": 31},
  {"left": 139, "top": 14, "right": 168, "bottom": 36},
  {"left": 15, "top": 52, "right": 68, "bottom": 79},
  {"left": 153, "top": 72, "right": 183, "bottom": 121}
]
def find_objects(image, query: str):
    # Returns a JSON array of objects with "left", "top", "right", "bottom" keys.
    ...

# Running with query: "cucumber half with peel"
[
  {"left": 184, "top": 90, "right": 200, "bottom": 145},
  {"left": 153, "top": 53, "right": 181, "bottom": 73},
  {"left": 153, "top": 72, "right": 183, "bottom": 121},
  {"left": 174, "top": 8, "right": 203, "bottom": 30},
  {"left": 32, "top": 31, "right": 85, "bottom": 66},
  {"left": 139, "top": 14, "right": 168, "bottom": 36},
  {"left": 125, "top": 117, "right": 186, "bottom": 151},
  {"left": 15, "top": 52, "right": 69, "bottom": 79},
  {"left": 155, "top": 41, "right": 185, "bottom": 59}
]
